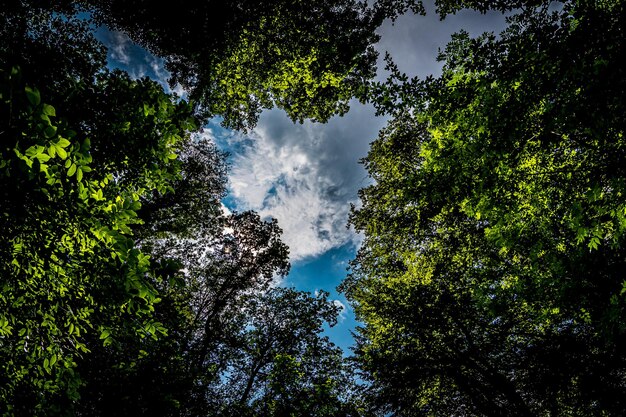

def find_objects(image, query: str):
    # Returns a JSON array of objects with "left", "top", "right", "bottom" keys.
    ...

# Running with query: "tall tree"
[
  {"left": 0, "top": 4, "right": 198, "bottom": 414},
  {"left": 213, "top": 287, "right": 361, "bottom": 417},
  {"left": 345, "top": 0, "right": 626, "bottom": 415},
  {"left": 2, "top": 0, "right": 410, "bottom": 413},
  {"left": 0, "top": 66, "right": 191, "bottom": 415},
  {"left": 81, "top": 0, "right": 421, "bottom": 129}
]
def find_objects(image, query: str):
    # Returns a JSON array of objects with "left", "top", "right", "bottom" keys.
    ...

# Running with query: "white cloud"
[
  {"left": 104, "top": 29, "right": 187, "bottom": 98},
  {"left": 375, "top": 0, "right": 508, "bottom": 80},
  {"left": 146, "top": 55, "right": 187, "bottom": 98},
  {"left": 109, "top": 31, "right": 131, "bottom": 65},
  {"left": 332, "top": 299, "right": 348, "bottom": 322},
  {"left": 214, "top": 4, "right": 507, "bottom": 265},
  {"left": 228, "top": 128, "right": 353, "bottom": 262},
  {"left": 224, "top": 104, "right": 384, "bottom": 263}
]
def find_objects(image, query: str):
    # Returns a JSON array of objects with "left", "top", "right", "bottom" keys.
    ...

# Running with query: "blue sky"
[{"left": 98, "top": 2, "right": 508, "bottom": 352}]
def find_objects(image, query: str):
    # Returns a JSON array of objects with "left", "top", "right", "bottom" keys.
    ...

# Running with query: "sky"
[{"left": 98, "top": 1, "right": 509, "bottom": 352}]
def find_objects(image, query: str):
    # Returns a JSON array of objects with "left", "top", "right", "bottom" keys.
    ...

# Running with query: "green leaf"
[
  {"left": 44, "top": 125, "right": 57, "bottom": 138},
  {"left": 76, "top": 167, "right": 83, "bottom": 182},
  {"left": 67, "top": 163, "right": 77, "bottom": 177},
  {"left": 36, "top": 153, "right": 50, "bottom": 163},
  {"left": 57, "top": 138, "right": 71, "bottom": 148},
  {"left": 42, "top": 103, "right": 56, "bottom": 117},
  {"left": 56, "top": 146, "right": 68, "bottom": 160},
  {"left": 25, "top": 146, "right": 43, "bottom": 157},
  {"left": 25, "top": 86, "right": 40, "bottom": 106}
]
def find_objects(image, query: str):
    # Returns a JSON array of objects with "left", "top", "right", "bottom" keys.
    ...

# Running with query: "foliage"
[
  {"left": 346, "top": 0, "right": 626, "bottom": 415},
  {"left": 0, "top": 65, "right": 188, "bottom": 414},
  {"left": 81, "top": 0, "right": 421, "bottom": 130},
  {"left": 212, "top": 287, "right": 362, "bottom": 417},
  {"left": 1, "top": 4, "right": 195, "bottom": 414},
  {"left": 1, "top": 1, "right": 390, "bottom": 414},
  {"left": 73, "top": 206, "right": 292, "bottom": 416}
]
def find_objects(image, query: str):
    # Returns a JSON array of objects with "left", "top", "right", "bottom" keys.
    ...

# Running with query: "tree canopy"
[
  {"left": 345, "top": 0, "right": 626, "bottom": 415},
  {"left": 4, "top": 0, "right": 626, "bottom": 415},
  {"left": 82, "top": 0, "right": 420, "bottom": 130},
  {"left": 0, "top": 0, "right": 391, "bottom": 414}
]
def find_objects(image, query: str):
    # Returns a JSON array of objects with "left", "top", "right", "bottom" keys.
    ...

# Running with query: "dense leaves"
[
  {"left": 1, "top": 0, "right": 389, "bottom": 415},
  {"left": 7, "top": 0, "right": 626, "bottom": 415},
  {"left": 0, "top": 65, "right": 189, "bottom": 414},
  {"left": 83, "top": 0, "right": 421, "bottom": 130},
  {"left": 346, "top": 0, "right": 626, "bottom": 415},
  {"left": 210, "top": 288, "right": 360, "bottom": 417}
]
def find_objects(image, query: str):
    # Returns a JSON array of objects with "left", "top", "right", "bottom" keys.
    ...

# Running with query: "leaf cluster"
[{"left": 346, "top": 0, "right": 626, "bottom": 415}]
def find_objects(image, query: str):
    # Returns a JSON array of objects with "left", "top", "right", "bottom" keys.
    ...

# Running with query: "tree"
[
  {"left": 0, "top": 66, "right": 190, "bottom": 415},
  {"left": 81, "top": 0, "right": 421, "bottom": 130},
  {"left": 1, "top": 0, "right": 426, "bottom": 414},
  {"left": 0, "top": 5, "right": 197, "bottom": 414},
  {"left": 60, "top": 137, "right": 225, "bottom": 417},
  {"left": 212, "top": 287, "right": 362, "bottom": 417},
  {"left": 0, "top": 8, "right": 294, "bottom": 411},
  {"left": 345, "top": 0, "right": 626, "bottom": 415},
  {"left": 73, "top": 207, "right": 291, "bottom": 417}
]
